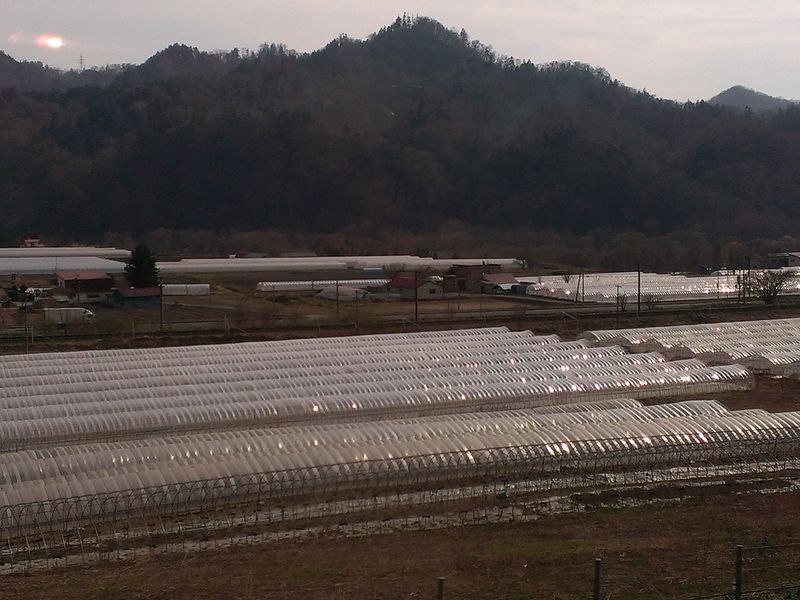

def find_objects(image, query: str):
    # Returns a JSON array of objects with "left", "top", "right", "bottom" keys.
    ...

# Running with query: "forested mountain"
[
  {"left": 0, "top": 51, "right": 122, "bottom": 91},
  {"left": 709, "top": 85, "right": 796, "bottom": 113},
  {"left": 2, "top": 16, "right": 800, "bottom": 263}
]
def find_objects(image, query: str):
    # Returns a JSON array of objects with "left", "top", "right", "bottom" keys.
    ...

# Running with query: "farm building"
[
  {"left": 450, "top": 263, "right": 504, "bottom": 292},
  {"left": 55, "top": 271, "right": 114, "bottom": 303},
  {"left": 480, "top": 273, "right": 519, "bottom": 294},
  {"left": 0, "top": 256, "right": 125, "bottom": 276},
  {"left": 768, "top": 252, "right": 800, "bottom": 268},
  {"left": 386, "top": 273, "right": 444, "bottom": 300}
]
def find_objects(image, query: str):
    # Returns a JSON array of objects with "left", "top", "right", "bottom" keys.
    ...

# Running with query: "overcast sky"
[{"left": 4, "top": 0, "right": 800, "bottom": 101}]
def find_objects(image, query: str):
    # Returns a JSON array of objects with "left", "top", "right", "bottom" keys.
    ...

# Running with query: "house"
[
  {"left": 21, "top": 237, "right": 44, "bottom": 248},
  {"left": 480, "top": 273, "right": 519, "bottom": 294},
  {"left": 113, "top": 287, "right": 161, "bottom": 306},
  {"left": 55, "top": 271, "right": 114, "bottom": 303},
  {"left": 767, "top": 253, "right": 800, "bottom": 268},
  {"left": 450, "top": 263, "right": 503, "bottom": 292},
  {"left": 386, "top": 273, "right": 444, "bottom": 300}
]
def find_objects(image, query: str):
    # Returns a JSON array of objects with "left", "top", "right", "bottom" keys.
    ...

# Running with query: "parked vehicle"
[{"left": 43, "top": 307, "right": 95, "bottom": 325}]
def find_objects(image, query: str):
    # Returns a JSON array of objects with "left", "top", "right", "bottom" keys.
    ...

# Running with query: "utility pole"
[
  {"left": 734, "top": 545, "right": 743, "bottom": 600},
  {"left": 581, "top": 272, "right": 586, "bottom": 302},
  {"left": 355, "top": 289, "right": 360, "bottom": 332},
  {"left": 637, "top": 267, "right": 641, "bottom": 316},
  {"left": 414, "top": 271, "right": 419, "bottom": 323},
  {"left": 23, "top": 306, "right": 28, "bottom": 354},
  {"left": 159, "top": 282, "right": 164, "bottom": 332},
  {"left": 335, "top": 279, "right": 340, "bottom": 316},
  {"left": 747, "top": 256, "right": 752, "bottom": 301}
]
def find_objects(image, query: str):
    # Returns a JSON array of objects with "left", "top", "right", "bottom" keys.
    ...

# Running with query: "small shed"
[
  {"left": 55, "top": 271, "right": 114, "bottom": 303},
  {"left": 386, "top": 274, "right": 444, "bottom": 300}
]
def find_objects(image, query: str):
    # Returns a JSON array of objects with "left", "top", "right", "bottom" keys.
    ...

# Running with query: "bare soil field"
[
  {"left": 4, "top": 298, "right": 800, "bottom": 355},
  {"left": 1, "top": 478, "right": 799, "bottom": 600}
]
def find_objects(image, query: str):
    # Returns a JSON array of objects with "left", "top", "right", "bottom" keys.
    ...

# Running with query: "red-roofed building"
[
  {"left": 22, "top": 236, "right": 44, "bottom": 248},
  {"left": 55, "top": 271, "right": 114, "bottom": 303}
]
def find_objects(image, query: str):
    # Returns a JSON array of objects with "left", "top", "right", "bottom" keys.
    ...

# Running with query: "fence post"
[
  {"left": 594, "top": 557, "right": 602, "bottom": 600},
  {"left": 437, "top": 576, "right": 445, "bottom": 600},
  {"left": 734, "top": 545, "right": 743, "bottom": 600}
]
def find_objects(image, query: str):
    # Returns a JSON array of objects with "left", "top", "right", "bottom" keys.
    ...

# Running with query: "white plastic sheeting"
[
  {"left": 582, "top": 318, "right": 800, "bottom": 378},
  {"left": 159, "top": 256, "right": 520, "bottom": 274},
  {"left": 0, "top": 401, "right": 796, "bottom": 508},
  {"left": 316, "top": 286, "right": 371, "bottom": 301},
  {"left": 257, "top": 279, "right": 389, "bottom": 292},
  {"left": 161, "top": 284, "right": 211, "bottom": 296},
  {"left": 0, "top": 328, "right": 752, "bottom": 449},
  {"left": 521, "top": 271, "right": 800, "bottom": 303},
  {"left": 0, "top": 247, "right": 130, "bottom": 259},
  {"left": 0, "top": 257, "right": 125, "bottom": 276}
]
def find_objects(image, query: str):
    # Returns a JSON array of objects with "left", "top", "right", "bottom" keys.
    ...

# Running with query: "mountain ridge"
[
  {"left": 708, "top": 85, "right": 796, "bottom": 113},
  {"left": 0, "top": 16, "right": 799, "bottom": 266}
]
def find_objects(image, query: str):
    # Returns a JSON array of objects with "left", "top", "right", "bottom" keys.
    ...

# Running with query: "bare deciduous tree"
[
  {"left": 616, "top": 292, "right": 628, "bottom": 312},
  {"left": 751, "top": 270, "right": 795, "bottom": 304},
  {"left": 642, "top": 293, "right": 661, "bottom": 311}
]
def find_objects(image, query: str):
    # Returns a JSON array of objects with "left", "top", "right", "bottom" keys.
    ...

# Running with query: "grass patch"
[{"left": 489, "top": 537, "right": 590, "bottom": 558}]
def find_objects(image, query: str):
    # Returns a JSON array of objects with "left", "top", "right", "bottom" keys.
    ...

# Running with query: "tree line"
[{"left": 2, "top": 16, "right": 800, "bottom": 270}]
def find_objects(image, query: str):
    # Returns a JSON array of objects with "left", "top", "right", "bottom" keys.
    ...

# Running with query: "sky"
[{"left": 3, "top": 0, "right": 800, "bottom": 101}]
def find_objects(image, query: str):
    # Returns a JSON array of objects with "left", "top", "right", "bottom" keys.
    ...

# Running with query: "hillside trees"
[{"left": 0, "top": 17, "right": 799, "bottom": 262}]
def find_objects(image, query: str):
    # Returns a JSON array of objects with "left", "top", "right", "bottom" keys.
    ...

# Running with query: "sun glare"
[{"left": 36, "top": 35, "right": 64, "bottom": 49}]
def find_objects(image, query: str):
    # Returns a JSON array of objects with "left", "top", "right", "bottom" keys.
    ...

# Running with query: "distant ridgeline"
[
  {"left": 708, "top": 85, "right": 797, "bottom": 113},
  {"left": 1, "top": 16, "right": 800, "bottom": 245}
]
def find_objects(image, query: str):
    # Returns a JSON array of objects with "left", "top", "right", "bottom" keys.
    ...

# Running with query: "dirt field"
[
  {"left": 1, "top": 479, "right": 799, "bottom": 600},
  {"left": 4, "top": 297, "right": 800, "bottom": 356}
]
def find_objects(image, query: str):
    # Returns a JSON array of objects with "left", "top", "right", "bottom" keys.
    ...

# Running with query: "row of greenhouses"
[
  {"left": 158, "top": 255, "right": 520, "bottom": 274},
  {"left": 0, "top": 399, "right": 797, "bottom": 515},
  {"left": 256, "top": 279, "right": 389, "bottom": 292},
  {"left": 520, "top": 271, "right": 800, "bottom": 303},
  {"left": 582, "top": 318, "right": 800, "bottom": 377},
  {"left": 0, "top": 328, "right": 752, "bottom": 450}
]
